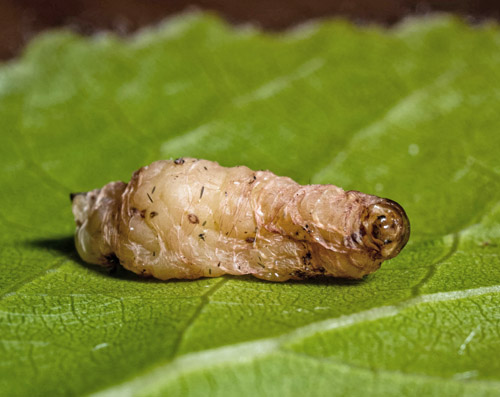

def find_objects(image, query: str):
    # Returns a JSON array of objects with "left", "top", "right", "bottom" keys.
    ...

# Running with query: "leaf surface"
[{"left": 1, "top": 13, "right": 500, "bottom": 396}]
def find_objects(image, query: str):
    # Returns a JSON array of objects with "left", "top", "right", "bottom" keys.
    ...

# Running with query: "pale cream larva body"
[{"left": 71, "top": 158, "right": 410, "bottom": 281}]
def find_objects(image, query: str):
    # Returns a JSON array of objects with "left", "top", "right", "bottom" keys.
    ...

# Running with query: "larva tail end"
[
  {"left": 71, "top": 191, "right": 92, "bottom": 228},
  {"left": 70, "top": 192, "right": 85, "bottom": 202},
  {"left": 71, "top": 182, "right": 126, "bottom": 266}
]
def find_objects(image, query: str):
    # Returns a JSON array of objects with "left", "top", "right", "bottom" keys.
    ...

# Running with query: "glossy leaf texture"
[{"left": 1, "top": 13, "right": 500, "bottom": 396}]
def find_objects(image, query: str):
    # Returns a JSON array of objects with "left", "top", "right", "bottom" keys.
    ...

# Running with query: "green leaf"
[{"left": 1, "top": 12, "right": 500, "bottom": 396}]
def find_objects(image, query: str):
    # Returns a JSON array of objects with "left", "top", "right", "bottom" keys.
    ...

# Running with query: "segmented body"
[{"left": 72, "top": 158, "right": 410, "bottom": 281}]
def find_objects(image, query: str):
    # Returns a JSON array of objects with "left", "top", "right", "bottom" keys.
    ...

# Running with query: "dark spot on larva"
[
  {"left": 104, "top": 253, "right": 119, "bottom": 268},
  {"left": 200, "top": 186, "right": 205, "bottom": 199},
  {"left": 217, "top": 262, "right": 221, "bottom": 267},
  {"left": 384, "top": 239, "right": 392, "bottom": 244},
  {"left": 198, "top": 233, "right": 205, "bottom": 241},
  {"left": 249, "top": 175, "right": 257, "bottom": 184},
  {"left": 141, "top": 269, "right": 146, "bottom": 274},
  {"left": 131, "top": 207, "right": 138, "bottom": 214},
  {"left": 238, "top": 265, "right": 241, "bottom": 270},
  {"left": 305, "top": 224, "right": 309, "bottom": 229},
  {"left": 202, "top": 220, "right": 207, "bottom": 226},
  {"left": 291, "top": 270, "right": 307, "bottom": 279},
  {"left": 257, "top": 262, "right": 265, "bottom": 268},
  {"left": 188, "top": 214, "right": 199, "bottom": 224},
  {"left": 301, "top": 252, "right": 312, "bottom": 266},
  {"left": 174, "top": 158, "right": 185, "bottom": 165},
  {"left": 150, "top": 211, "right": 158, "bottom": 218},
  {"left": 351, "top": 232, "right": 361, "bottom": 243},
  {"left": 246, "top": 237, "right": 255, "bottom": 243},
  {"left": 224, "top": 191, "right": 227, "bottom": 196},
  {"left": 209, "top": 268, "right": 212, "bottom": 275},
  {"left": 140, "top": 209, "right": 146, "bottom": 218},
  {"left": 151, "top": 186, "right": 156, "bottom": 194},
  {"left": 204, "top": 166, "right": 207, "bottom": 170},
  {"left": 147, "top": 193, "right": 153, "bottom": 203},
  {"left": 295, "top": 231, "right": 299, "bottom": 236},
  {"left": 153, "top": 251, "right": 156, "bottom": 257}
]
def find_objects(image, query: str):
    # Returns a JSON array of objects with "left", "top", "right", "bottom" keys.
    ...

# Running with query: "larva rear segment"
[{"left": 71, "top": 158, "right": 410, "bottom": 281}]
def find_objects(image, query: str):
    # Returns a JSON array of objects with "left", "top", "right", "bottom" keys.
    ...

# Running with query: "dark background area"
[{"left": 1, "top": 0, "right": 499, "bottom": 60}]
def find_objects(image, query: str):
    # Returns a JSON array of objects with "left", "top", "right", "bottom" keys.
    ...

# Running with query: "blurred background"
[{"left": 1, "top": 0, "right": 499, "bottom": 60}]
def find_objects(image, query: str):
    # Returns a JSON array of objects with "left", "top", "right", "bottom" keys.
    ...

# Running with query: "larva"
[{"left": 71, "top": 158, "right": 410, "bottom": 281}]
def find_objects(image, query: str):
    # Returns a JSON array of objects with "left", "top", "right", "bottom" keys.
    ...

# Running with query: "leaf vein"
[{"left": 91, "top": 284, "right": 500, "bottom": 396}]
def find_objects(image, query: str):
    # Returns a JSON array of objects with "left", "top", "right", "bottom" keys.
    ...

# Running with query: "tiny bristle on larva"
[{"left": 71, "top": 158, "right": 410, "bottom": 282}]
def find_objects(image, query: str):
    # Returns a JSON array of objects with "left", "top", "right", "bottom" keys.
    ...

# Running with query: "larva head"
[{"left": 360, "top": 199, "right": 410, "bottom": 260}]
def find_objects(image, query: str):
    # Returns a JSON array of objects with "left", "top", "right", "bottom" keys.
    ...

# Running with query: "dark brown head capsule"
[{"left": 361, "top": 199, "right": 410, "bottom": 260}]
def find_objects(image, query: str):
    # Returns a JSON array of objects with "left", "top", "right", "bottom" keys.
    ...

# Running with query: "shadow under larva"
[{"left": 71, "top": 158, "right": 410, "bottom": 282}]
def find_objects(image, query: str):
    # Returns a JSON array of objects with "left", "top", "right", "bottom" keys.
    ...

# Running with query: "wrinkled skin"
[{"left": 72, "top": 158, "right": 410, "bottom": 281}]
